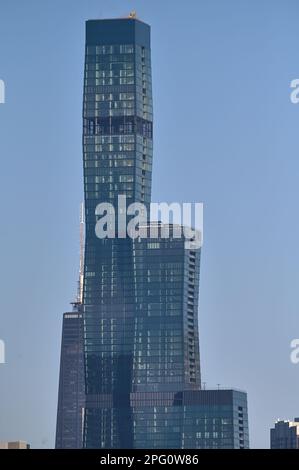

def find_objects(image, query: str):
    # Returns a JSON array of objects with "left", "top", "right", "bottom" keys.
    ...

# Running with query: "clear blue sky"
[{"left": 0, "top": 0, "right": 298, "bottom": 449}]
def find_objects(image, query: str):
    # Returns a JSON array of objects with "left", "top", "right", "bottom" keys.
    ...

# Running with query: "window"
[{"left": 147, "top": 243, "right": 160, "bottom": 249}]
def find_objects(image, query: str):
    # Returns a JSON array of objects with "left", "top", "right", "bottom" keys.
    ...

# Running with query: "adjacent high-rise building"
[
  {"left": 271, "top": 419, "right": 299, "bottom": 449},
  {"left": 55, "top": 309, "right": 85, "bottom": 449},
  {"left": 55, "top": 206, "right": 85, "bottom": 449},
  {"left": 148, "top": 389, "right": 248, "bottom": 449},
  {"left": 56, "top": 14, "right": 249, "bottom": 449}
]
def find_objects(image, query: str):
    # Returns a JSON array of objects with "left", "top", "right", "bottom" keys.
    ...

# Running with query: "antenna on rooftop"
[
  {"left": 72, "top": 202, "right": 85, "bottom": 309},
  {"left": 78, "top": 202, "right": 85, "bottom": 304}
]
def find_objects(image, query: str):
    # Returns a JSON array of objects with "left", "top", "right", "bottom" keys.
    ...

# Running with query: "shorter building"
[
  {"left": 270, "top": 418, "right": 299, "bottom": 449},
  {"left": 55, "top": 307, "right": 85, "bottom": 449},
  {"left": 0, "top": 441, "right": 30, "bottom": 449},
  {"left": 132, "top": 388, "right": 249, "bottom": 449},
  {"left": 182, "top": 389, "right": 249, "bottom": 449}
]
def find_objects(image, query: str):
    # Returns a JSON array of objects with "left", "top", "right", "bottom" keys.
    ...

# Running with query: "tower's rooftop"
[{"left": 86, "top": 16, "right": 150, "bottom": 47}]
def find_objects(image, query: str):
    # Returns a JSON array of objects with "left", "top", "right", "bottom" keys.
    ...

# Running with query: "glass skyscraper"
[
  {"left": 55, "top": 15, "right": 249, "bottom": 449},
  {"left": 82, "top": 17, "right": 153, "bottom": 449},
  {"left": 55, "top": 309, "right": 85, "bottom": 449},
  {"left": 56, "top": 205, "right": 85, "bottom": 449}
]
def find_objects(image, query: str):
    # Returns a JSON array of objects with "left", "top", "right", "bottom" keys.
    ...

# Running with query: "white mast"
[{"left": 77, "top": 202, "right": 85, "bottom": 304}]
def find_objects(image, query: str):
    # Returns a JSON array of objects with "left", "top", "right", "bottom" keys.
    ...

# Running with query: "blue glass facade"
[
  {"left": 83, "top": 19, "right": 152, "bottom": 213},
  {"left": 132, "top": 390, "right": 249, "bottom": 449},
  {"left": 83, "top": 18, "right": 153, "bottom": 449},
  {"left": 132, "top": 224, "right": 201, "bottom": 392},
  {"left": 80, "top": 17, "right": 249, "bottom": 449}
]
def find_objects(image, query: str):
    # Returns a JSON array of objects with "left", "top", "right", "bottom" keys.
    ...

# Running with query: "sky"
[{"left": 0, "top": 0, "right": 298, "bottom": 449}]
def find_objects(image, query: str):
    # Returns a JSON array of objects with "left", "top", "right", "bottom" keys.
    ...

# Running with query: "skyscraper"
[
  {"left": 55, "top": 310, "right": 85, "bottom": 449},
  {"left": 271, "top": 419, "right": 299, "bottom": 449},
  {"left": 55, "top": 206, "right": 85, "bottom": 449},
  {"left": 82, "top": 16, "right": 153, "bottom": 449},
  {"left": 57, "top": 14, "right": 250, "bottom": 449}
]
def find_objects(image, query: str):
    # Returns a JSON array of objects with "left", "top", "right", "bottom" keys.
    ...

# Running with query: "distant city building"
[
  {"left": 0, "top": 441, "right": 30, "bottom": 449},
  {"left": 270, "top": 418, "right": 299, "bottom": 449},
  {"left": 55, "top": 308, "right": 85, "bottom": 449},
  {"left": 56, "top": 205, "right": 85, "bottom": 449}
]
